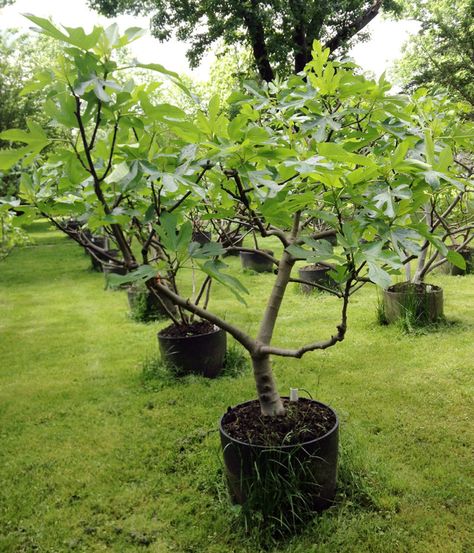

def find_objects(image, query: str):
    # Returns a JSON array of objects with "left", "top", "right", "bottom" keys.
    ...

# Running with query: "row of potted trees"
[{"left": 2, "top": 17, "right": 473, "bottom": 518}]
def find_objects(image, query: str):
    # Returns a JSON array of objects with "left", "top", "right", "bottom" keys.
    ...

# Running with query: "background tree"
[
  {"left": 89, "top": 0, "right": 401, "bottom": 81},
  {"left": 393, "top": 0, "right": 474, "bottom": 107},
  {"left": 0, "top": 30, "right": 59, "bottom": 196}
]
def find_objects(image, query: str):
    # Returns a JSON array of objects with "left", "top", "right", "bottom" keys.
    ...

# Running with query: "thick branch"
[
  {"left": 323, "top": 0, "right": 383, "bottom": 53},
  {"left": 151, "top": 280, "right": 257, "bottom": 354},
  {"left": 260, "top": 277, "right": 352, "bottom": 358}
]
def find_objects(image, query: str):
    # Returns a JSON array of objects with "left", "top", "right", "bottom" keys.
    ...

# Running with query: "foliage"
[
  {"left": 88, "top": 0, "right": 402, "bottom": 81},
  {"left": 196, "top": 43, "right": 256, "bottom": 105},
  {"left": 0, "top": 30, "right": 61, "bottom": 196},
  {"left": 393, "top": 0, "right": 474, "bottom": 108},
  {"left": 0, "top": 200, "right": 29, "bottom": 260}
]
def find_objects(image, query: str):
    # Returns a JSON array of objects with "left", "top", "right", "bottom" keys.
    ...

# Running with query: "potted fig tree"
[
  {"left": 4, "top": 20, "right": 471, "bottom": 519},
  {"left": 3, "top": 16, "right": 234, "bottom": 376},
  {"left": 379, "top": 95, "right": 473, "bottom": 325}
]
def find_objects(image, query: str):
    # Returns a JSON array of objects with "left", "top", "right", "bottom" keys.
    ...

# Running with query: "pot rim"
[
  {"left": 240, "top": 249, "right": 274, "bottom": 256},
  {"left": 385, "top": 281, "right": 443, "bottom": 295},
  {"left": 299, "top": 263, "right": 333, "bottom": 272},
  {"left": 219, "top": 397, "right": 339, "bottom": 451},
  {"left": 158, "top": 323, "right": 224, "bottom": 340}
]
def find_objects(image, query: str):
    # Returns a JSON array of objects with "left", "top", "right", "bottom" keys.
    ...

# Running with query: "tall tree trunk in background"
[
  {"left": 242, "top": 1, "right": 274, "bottom": 82},
  {"left": 289, "top": 0, "right": 310, "bottom": 73}
]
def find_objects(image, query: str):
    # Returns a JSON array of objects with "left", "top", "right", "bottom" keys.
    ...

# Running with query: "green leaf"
[
  {"left": 24, "top": 14, "right": 102, "bottom": 50},
  {"left": 107, "top": 265, "right": 157, "bottom": 287},
  {"left": 135, "top": 63, "right": 180, "bottom": 80},
  {"left": 157, "top": 212, "right": 178, "bottom": 251},
  {"left": 346, "top": 165, "right": 379, "bottom": 185},
  {"left": 446, "top": 250, "right": 466, "bottom": 270},
  {"left": 318, "top": 143, "right": 374, "bottom": 167},
  {"left": 208, "top": 95, "right": 220, "bottom": 124},
  {"left": 199, "top": 260, "right": 248, "bottom": 304},
  {"left": 0, "top": 147, "right": 31, "bottom": 170},
  {"left": 0, "top": 120, "right": 48, "bottom": 146},
  {"left": 189, "top": 241, "right": 226, "bottom": 259},
  {"left": 176, "top": 221, "right": 192, "bottom": 254},
  {"left": 286, "top": 244, "right": 312, "bottom": 260},
  {"left": 367, "top": 262, "right": 392, "bottom": 289},
  {"left": 424, "top": 130, "right": 435, "bottom": 165}
]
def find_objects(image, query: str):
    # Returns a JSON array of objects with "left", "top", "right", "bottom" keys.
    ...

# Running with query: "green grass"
[{"left": 0, "top": 220, "right": 473, "bottom": 552}]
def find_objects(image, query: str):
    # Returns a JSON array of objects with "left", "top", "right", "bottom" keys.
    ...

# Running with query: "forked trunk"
[{"left": 252, "top": 214, "right": 301, "bottom": 416}]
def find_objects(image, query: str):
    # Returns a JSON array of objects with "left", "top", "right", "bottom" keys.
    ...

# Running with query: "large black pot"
[
  {"left": 298, "top": 264, "right": 336, "bottom": 294},
  {"left": 382, "top": 282, "right": 444, "bottom": 324},
  {"left": 220, "top": 234, "right": 244, "bottom": 256},
  {"left": 103, "top": 261, "right": 127, "bottom": 288},
  {"left": 158, "top": 325, "right": 227, "bottom": 378},
  {"left": 91, "top": 250, "right": 119, "bottom": 272},
  {"left": 240, "top": 250, "right": 274, "bottom": 273},
  {"left": 102, "top": 261, "right": 127, "bottom": 276},
  {"left": 192, "top": 230, "right": 212, "bottom": 245},
  {"left": 220, "top": 398, "right": 339, "bottom": 511},
  {"left": 87, "top": 236, "right": 114, "bottom": 272}
]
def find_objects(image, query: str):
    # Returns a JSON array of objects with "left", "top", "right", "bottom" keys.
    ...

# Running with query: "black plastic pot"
[
  {"left": 64, "top": 218, "right": 81, "bottom": 236},
  {"left": 192, "top": 230, "right": 212, "bottom": 244},
  {"left": 440, "top": 247, "right": 473, "bottom": 276},
  {"left": 158, "top": 325, "right": 227, "bottom": 378},
  {"left": 298, "top": 264, "right": 336, "bottom": 294},
  {"left": 240, "top": 250, "right": 274, "bottom": 273},
  {"left": 313, "top": 234, "right": 337, "bottom": 247},
  {"left": 127, "top": 285, "right": 176, "bottom": 321},
  {"left": 221, "top": 234, "right": 244, "bottom": 256},
  {"left": 382, "top": 282, "right": 444, "bottom": 324},
  {"left": 220, "top": 398, "right": 339, "bottom": 511},
  {"left": 87, "top": 236, "right": 113, "bottom": 272},
  {"left": 103, "top": 262, "right": 127, "bottom": 289}
]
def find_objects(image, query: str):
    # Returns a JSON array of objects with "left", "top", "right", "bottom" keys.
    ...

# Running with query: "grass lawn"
[{"left": 0, "top": 221, "right": 473, "bottom": 553}]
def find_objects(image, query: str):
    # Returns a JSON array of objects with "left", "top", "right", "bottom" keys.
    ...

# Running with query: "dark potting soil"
[
  {"left": 222, "top": 398, "right": 336, "bottom": 447},
  {"left": 301, "top": 263, "right": 331, "bottom": 271},
  {"left": 159, "top": 320, "right": 216, "bottom": 338},
  {"left": 388, "top": 282, "right": 441, "bottom": 294}
]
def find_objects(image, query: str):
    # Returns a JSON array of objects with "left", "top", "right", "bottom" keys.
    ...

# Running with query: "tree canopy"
[
  {"left": 394, "top": 0, "right": 474, "bottom": 107},
  {"left": 88, "top": 0, "right": 401, "bottom": 81}
]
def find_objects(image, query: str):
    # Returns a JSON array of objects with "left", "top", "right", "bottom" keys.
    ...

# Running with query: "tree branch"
[{"left": 323, "top": 0, "right": 383, "bottom": 53}]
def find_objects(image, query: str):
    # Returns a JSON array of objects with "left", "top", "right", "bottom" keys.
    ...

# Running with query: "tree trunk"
[
  {"left": 251, "top": 353, "right": 285, "bottom": 416},
  {"left": 242, "top": 2, "right": 274, "bottom": 82},
  {"left": 289, "top": 0, "right": 310, "bottom": 73},
  {"left": 413, "top": 203, "right": 432, "bottom": 283},
  {"left": 252, "top": 214, "right": 300, "bottom": 415}
]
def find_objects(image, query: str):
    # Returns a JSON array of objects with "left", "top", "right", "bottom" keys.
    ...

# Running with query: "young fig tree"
[{"left": 3, "top": 22, "right": 470, "bottom": 417}]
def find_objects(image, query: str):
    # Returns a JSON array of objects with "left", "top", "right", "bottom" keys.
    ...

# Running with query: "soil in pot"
[
  {"left": 240, "top": 249, "right": 274, "bottom": 273},
  {"left": 382, "top": 281, "right": 444, "bottom": 324},
  {"left": 220, "top": 398, "right": 339, "bottom": 511},
  {"left": 158, "top": 320, "right": 227, "bottom": 378},
  {"left": 298, "top": 263, "right": 337, "bottom": 294}
]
